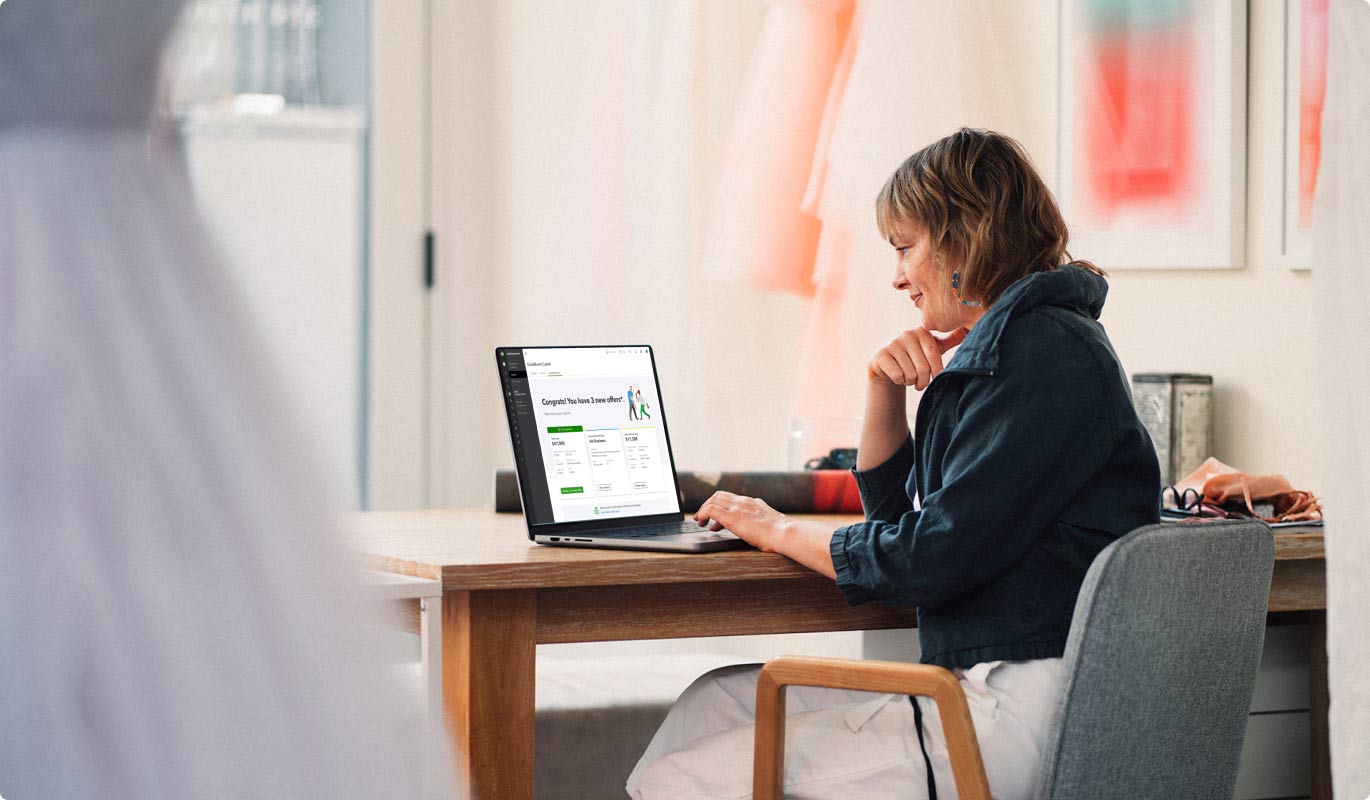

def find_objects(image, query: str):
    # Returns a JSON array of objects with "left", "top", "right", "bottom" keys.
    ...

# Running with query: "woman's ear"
[{"left": 937, "top": 235, "right": 966, "bottom": 271}]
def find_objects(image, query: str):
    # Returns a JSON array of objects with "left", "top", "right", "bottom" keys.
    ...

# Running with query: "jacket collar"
[{"left": 946, "top": 265, "right": 1108, "bottom": 375}]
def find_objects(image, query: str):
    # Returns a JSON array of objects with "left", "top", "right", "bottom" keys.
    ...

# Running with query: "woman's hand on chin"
[
  {"left": 867, "top": 326, "right": 967, "bottom": 390},
  {"left": 693, "top": 491, "right": 786, "bottom": 551}
]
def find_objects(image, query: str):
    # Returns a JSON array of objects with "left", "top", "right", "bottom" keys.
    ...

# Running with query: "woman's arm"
[
  {"left": 857, "top": 382, "right": 909, "bottom": 470},
  {"left": 693, "top": 493, "right": 837, "bottom": 578},
  {"left": 833, "top": 333, "right": 1116, "bottom": 609},
  {"left": 860, "top": 326, "right": 966, "bottom": 469},
  {"left": 691, "top": 328, "right": 966, "bottom": 579}
]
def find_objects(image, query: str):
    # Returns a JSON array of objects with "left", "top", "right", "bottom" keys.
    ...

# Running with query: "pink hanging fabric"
[
  {"left": 706, "top": 1, "right": 1049, "bottom": 427},
  {"left": 800, "top": 0, "right": 864, "bottom": 226},
  {"left": 704, "top": 0, "right": 857, "bottom": 297},
  {"left": 791, "top": 0, "right": 1046, "bottom": 424}
]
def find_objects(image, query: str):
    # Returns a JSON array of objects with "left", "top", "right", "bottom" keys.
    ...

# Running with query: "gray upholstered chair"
[{"left": 753, "top": 519, "right": 1276, "bottom": 800}]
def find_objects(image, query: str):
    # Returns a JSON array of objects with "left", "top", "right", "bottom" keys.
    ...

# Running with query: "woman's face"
[{"left": 887, "top": 219, "right": 983, "bottom": 332}]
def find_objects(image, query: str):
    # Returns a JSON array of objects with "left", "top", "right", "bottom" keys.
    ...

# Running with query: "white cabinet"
[
  {"left": 182, "top": 105, "right": 367, "bottom": 505},
  {"left": 1235, "top": 623, "right": 1312, "bottom": 800}
]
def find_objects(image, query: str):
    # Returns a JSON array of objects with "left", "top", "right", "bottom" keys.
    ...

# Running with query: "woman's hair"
[{"left": 876, "top": 127, "right": 1103, "bottom": 307}]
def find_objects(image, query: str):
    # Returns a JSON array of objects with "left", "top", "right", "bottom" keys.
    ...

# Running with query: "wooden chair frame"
[{"left": 753, "top": 656, "right": 992, "bottom": 800}]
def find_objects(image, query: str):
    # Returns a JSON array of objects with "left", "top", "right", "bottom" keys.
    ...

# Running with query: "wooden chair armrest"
[{"left": 752, "top": 656, "right": 991, "bottom": 800}]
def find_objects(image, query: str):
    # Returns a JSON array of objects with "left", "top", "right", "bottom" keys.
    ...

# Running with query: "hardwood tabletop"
[
  {"left": 345, "top": 509, "right": 1325, "bottom": 592},
  {"left": 346, "top": 509, "right": 854, "bottom": 590}
]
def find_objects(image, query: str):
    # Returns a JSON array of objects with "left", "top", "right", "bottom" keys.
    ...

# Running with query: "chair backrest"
[{"left": 1033, "top": 520, "right": 1275, "bottom": 800}]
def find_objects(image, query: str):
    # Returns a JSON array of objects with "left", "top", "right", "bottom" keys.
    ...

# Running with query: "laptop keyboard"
[{"left": 594, "top": 520, "right": 712, "bottom": 539}]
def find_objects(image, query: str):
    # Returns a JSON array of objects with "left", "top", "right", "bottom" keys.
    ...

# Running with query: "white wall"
[
  {"left": 435, "top": 0, "right": 811, "bottom": 511},
  {"left": 437, "top": 1, "right": 1320, "bottom": 506}
]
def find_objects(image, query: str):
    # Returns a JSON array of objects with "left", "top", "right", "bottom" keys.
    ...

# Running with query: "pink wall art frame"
[
  {"left": 1056, "top": 0, "right": 1247, "bottom": 269},
  {"left": 1279, "top": 0, "right": 1328, "bottom": 270}
]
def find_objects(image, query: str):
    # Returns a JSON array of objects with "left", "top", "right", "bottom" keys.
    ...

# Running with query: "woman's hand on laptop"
[
  {"left": 694, "top": 491, "right": 784, "bottom": 548},
  {"left": 694, "top": 492, "right": 838, "bottom": 578}
]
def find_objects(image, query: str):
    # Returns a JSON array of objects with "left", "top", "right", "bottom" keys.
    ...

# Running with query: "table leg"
[
  {"left": 1309, "top": 610, "right": 1331, "bottom": 800},
  {"left": 421, "top": 596, "right": 444, "bottom": 730},
  {"left": 443, "top": 588, "right": 537, "bottom": 800}
]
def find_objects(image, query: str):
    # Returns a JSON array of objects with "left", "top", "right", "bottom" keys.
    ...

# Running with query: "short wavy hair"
[{"left": 876, "top": 128, "right": 1102, "bottom": 307}]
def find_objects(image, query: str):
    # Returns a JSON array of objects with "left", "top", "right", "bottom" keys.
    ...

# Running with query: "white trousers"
[{"left": 627, "top": 658, "right": 1066, "bottom": 800}]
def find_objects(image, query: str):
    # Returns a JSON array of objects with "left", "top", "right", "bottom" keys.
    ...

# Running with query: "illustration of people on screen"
[
  {"left": 640, "top": 400, "right": 651, "bottom": 419},
  {"left": 627, "top": 385, "right": 638, "bottom": 421},
  {"left": 635, "top": 387, "right": 648, "bottom": 420}
]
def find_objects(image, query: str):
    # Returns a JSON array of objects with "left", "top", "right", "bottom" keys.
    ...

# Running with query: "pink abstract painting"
[
  {"left": 1298, "top": 0, "right": 1328, "bottom": 228},
  {"left": 1080, "top": 0, "right": 1199, "bottom": 224},
  {"left": 1059, "top": 0, "right": 1244, "bottom": 269}
]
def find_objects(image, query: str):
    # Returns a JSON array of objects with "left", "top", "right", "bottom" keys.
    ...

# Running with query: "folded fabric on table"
[{"left": 1169, "top": 457, "right": 1322, "bottom": 523}]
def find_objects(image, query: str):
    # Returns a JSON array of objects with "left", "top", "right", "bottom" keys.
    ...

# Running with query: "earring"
[{"left": 951, "top": 271, "right": 982, "bottom": 308}]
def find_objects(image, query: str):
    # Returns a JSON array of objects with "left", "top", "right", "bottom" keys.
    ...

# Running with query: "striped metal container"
[{"left": 1131, "top": 373, "right": 1214, "bottom": 486}]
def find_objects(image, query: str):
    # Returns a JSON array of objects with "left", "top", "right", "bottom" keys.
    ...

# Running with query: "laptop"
[{"left": 496, "top": 345, "right": 746, "bottom": 552}]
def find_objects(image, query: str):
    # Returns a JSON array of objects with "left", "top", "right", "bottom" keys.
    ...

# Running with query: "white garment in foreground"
[
  {"left": 0, "top": 2, "right": 449, "bottom": 796},
  {"left": 1315, "top": 1, "right": 1370, "bottom": 795},
  {"left": 627, "top": 658, "right": 1065, "bottom": 800}
]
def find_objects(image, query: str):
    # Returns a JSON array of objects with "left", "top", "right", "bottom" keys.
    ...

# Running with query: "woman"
[{"left": 626, "top": 128, "right": 1160, "bottom": 799}]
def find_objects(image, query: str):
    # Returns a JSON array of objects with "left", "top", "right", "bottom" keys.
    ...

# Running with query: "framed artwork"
[
  {"left": 1279, "top": 0, "right": 1328, "bottom": 270},
  {"left": 1056, "top": 0, "right": 1247, "bottom": 270}
]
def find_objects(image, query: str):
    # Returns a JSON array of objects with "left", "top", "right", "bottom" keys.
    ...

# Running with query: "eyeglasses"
[
  {"left": 1162, "top": 486, "right": 1239, "bottom": 520},
  {"left": 1164, "top": 486, "right": 1202, "bottom": 511}
]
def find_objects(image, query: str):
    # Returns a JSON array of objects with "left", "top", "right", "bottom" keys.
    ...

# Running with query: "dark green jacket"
[{"left": 830, "top": 266, "right": 1161, "bottom": 668}]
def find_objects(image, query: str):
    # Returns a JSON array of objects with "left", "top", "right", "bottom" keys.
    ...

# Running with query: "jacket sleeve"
[
  {"left": 850, "top": 434, "right": 916, "bottom": 524},
  {"left": 830, "top": 327, "right": 1121, "bottom": 608}
]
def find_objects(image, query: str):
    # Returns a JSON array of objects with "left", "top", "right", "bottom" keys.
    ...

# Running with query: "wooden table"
[{"left": 348, "top": 509, "right": 1328, "bottom": 800}]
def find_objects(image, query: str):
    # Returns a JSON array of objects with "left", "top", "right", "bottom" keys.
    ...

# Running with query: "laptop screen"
[{"left": 497, "top": 346, "right": 683, "bottom": 526}]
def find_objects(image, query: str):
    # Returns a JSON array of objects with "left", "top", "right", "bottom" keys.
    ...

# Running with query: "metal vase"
[{"left": 1131, "top": 373, "right": 1214, "bottom": 486}]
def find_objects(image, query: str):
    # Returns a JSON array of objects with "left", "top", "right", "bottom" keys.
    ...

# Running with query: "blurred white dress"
[{"left": 0, "top": 1, "right": 445, "bottom": 797}]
